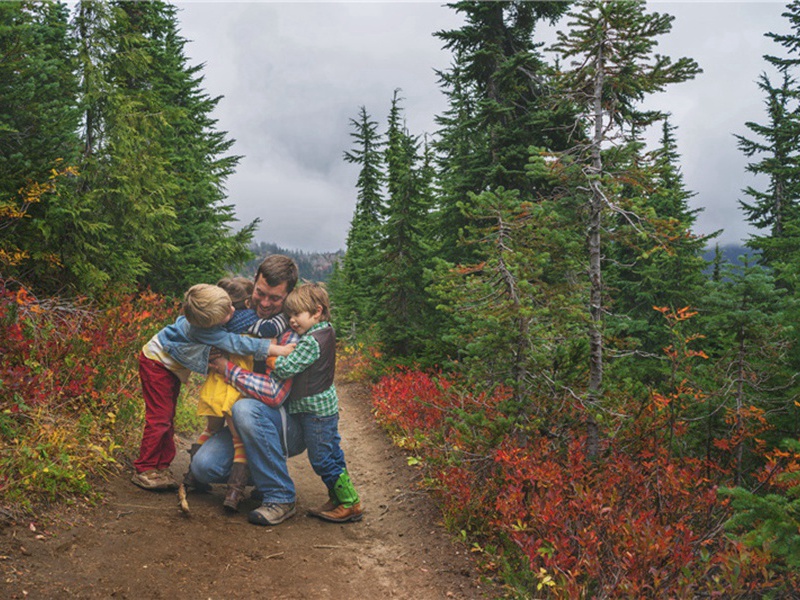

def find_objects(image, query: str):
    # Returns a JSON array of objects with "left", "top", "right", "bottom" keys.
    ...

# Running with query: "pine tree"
[
  {"left": 433, "top": 1, "right": 573, "bottom": 265},
  {"left": 701, "top": 258, "right": 794, "bottom": 486},
  {"left": 119, "top": 1, "right": 254, "bottom": 293},
  {"left": 374, "top": 91, "right": 433, "bottom": 357},
  {"left": 0, "top": 1, "right": 82, "bottom": 287},
  {"left": 62, "top": 0, "right": 253, "bottom": 294},
  {"left": 606, "top": 118, "right": 711, "bottom": 386},
  {"left": 549, "top": 0, "right": 701, "bottom": 456},
  {"left": 737, "top": 71, "right": 800, "bottom": 272},
  {"left": 329, "top": 106, "right": 385, "bottom": 339}
]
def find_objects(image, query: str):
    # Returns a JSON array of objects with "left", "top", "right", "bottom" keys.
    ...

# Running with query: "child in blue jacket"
[{"left": 132, "top": 283, "right": 289, "bottom": 491}]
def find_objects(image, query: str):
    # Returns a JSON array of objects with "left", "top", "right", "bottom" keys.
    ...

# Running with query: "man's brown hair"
[{"left": 255, "top": 254, "right": 299, "bottom": 293}]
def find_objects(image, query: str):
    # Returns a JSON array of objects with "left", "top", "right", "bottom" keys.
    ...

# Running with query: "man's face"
[{"left": 251, "top": 275, "right": 289, "bottom": 319}]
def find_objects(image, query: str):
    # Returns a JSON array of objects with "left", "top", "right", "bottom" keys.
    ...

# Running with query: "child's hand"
[
  {"left": 209, "top": 347, "right": 228, "bottom": 362},
  {"left": 269, "top": 343, "right": 296, "bottom": 357},
  {"left": 207, "top": 355, "right": 229, "bottom": 375}
]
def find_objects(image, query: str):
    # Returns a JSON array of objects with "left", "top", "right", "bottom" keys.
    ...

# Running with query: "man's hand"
[{"left": 269, "top": 343, "right": 296, "bottom": 357}]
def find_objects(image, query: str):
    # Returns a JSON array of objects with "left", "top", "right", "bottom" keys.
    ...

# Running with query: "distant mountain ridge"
[
  {"left": 238, "top": 242, "right": 343, "bottom": 282},
  {"left": 702, "top": 244, "right": 756, "bottom": 266}
]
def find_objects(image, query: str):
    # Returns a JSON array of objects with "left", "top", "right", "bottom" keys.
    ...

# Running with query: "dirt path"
[{"left": 1, "top": 381, "right": 496, "bottom": 599}]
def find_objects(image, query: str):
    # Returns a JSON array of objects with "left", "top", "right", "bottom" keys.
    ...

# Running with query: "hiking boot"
[
  {"left": 223, "top": 463, "right": 249, "bottom": 512},
  {"left": 308, "top": 490, "right": 339, "bottom": 518},
  {"left": 248, "top": 502, "right": 296, "bottom": 526},
  {"left": 131, "top": 469, "right": 170, "bottom": 491},
  {"left": 157, "top": 469, "right": 180, "bottom": 490},
  {"left": 314, "top": 501, "right": 364, "bottom": 523}
]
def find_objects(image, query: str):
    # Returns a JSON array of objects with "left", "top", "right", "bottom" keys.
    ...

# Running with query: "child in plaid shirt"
[{"left": 269, "top": 282, "right": 363, "bottom": 523}]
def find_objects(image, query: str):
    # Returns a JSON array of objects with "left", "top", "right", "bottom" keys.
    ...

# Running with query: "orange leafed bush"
[{"left": 371, "top": 364, "right": 799, "bottom": 597}]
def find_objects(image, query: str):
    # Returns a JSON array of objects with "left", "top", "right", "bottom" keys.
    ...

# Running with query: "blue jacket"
[{"left": 157, "top": 315, "right": 271, "bottom": 375}]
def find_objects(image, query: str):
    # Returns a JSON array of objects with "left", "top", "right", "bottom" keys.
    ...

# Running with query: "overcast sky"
[{"left": 175, "top": 1, "right": 789, "bottom": 253}]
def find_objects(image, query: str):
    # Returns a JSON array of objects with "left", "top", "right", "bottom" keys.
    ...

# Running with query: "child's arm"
[
  {"left": 269, "top": 342, "right": 295, "bottom": 357},
  {"left": 271, "top": 336, "right": 319, "bottom": 380},
  {"left": 190, "top": 326, "right": 271, "bottom": 360},
  {"left": 208, "top": 356, "right": 291, "bottom": 408}
]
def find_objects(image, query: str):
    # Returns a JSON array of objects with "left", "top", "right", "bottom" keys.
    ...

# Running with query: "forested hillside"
[
  {"left": 239, "top": 242, "right": 341, "bottom": 283},
  {"left": 2, "top": 1, "right": 800, "bottom": 597}
]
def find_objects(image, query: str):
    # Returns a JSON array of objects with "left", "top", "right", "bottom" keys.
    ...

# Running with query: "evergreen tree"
[
  {"left": 433, "top": 1, "right": 573, "bottom": 265},
  {"left": 62, "top": 0, "right": 253, "bottom": 294},
  {"left": 374, "top": 91, "right": 432, "bottom": 357},
  {"left": 118, "top": 1, "right": 254, "bottom": 293},
  {"left": 606, "top": 118, "right": 711, "bottom": 386},
  {"left": 0, "top": 1, "right": 82, "bottom": 287},
  {"left": 701, "top": 258, "right": 795, "bottom": 485},
  {"left": 329, "top": 106, "right": 385, "bottom": 339},
  {"left": 737, "top": 71, "right": 800, "bottom": 272},
  {"left": 549, "top": 0, "right": 701, "bottom": 456}
]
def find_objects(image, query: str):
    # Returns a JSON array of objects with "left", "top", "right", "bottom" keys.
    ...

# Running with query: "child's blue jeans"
[{"left": 296, "top": 412, "right": 347, "bottom": 489}]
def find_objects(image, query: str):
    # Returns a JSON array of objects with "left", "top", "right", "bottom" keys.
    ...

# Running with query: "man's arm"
[{"left": 206, "top": 329, "right": 300, "bottom": 407}]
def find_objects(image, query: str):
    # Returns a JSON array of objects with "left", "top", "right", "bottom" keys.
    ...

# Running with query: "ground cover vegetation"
[
  {"left": 330, "top": 1, "right": 800, "bottom": 596},
  {"left": 2, "top": 0, "right": 800, "bottom": 597}
]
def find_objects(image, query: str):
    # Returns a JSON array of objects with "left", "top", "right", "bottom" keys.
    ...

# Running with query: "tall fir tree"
[
  {"left": 737, "top": 70, "right": 800, "bottom": 275},
  {"left": 63, "top": 0, "right": 253, "bottom": 294},
  {"left": 606, "top": 118, "right": 711, "bottom": 387},
  {"left": 549, "top": 0, "right": 700, "bottom": 456},
  {"left": 433, "top": 1, "right": 573, "bottom": 265},
  {"left": 329, "top": 106, "right": 385, "bottom": 339},
  {"left": 0, "top": 1, "right": 82, "bottom": 288},
  {"left": 700, "top": 258, "right": 795, "bottom": 486},
  {"left": 374, "top": 91, "right": 433, "bottom": 357},
  {"left": 119, "top": 1, "right": 255, "bottom": 293}
]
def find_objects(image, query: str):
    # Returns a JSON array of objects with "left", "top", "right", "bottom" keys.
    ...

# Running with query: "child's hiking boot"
[
  {"left": 315, "top": 501, "right": 364, "bottom": 523},
  {"left": 157, "top": 468, "right": 180, "bottom": 490},
  {"left": 131, "top": 469, "right": 170, "bottom": 491},
  {"left": 312, "top": 471, "right": 363, "bottom": 523},
  {"left": 223, "top": 462, "right": 249, "bottom": 512},
  {"left": 308, "top": 489, "right": 339, "bottom": 518},
  {"left": 248, "top": 501, "right": 296, "bottom": 526}
]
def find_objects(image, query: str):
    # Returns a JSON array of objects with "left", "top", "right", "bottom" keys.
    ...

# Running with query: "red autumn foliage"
[
  {"left": 371, "top": 362, "right": 798, "bottom": 597},
  {"left": 0, "top": 281, "right": 176, "bottom": 414}
]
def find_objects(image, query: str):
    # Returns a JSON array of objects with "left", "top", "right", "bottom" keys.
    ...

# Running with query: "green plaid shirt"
[{"left": 273, "top": 322, "right": 338, "bottom": 416}]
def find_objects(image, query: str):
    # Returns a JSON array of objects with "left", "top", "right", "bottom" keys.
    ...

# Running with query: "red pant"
[{"left": 133, "top": 352, "right": 181, "bottom": 473}]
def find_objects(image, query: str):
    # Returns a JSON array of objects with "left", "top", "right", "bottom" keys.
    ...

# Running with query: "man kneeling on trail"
[{"left": 190, "top": 274, "right": 363, "bottom": 525}]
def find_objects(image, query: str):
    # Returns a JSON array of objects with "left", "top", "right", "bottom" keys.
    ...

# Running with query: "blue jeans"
[
  {"left": 191, "top": 398, "right": 305, "bottom": 504},
  {"left": 297, "top": 412, "right": 347, "bottom": 489}
]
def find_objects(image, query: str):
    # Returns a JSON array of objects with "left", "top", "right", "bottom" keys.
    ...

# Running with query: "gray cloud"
[{"left": 178, "top": 1, "right": 787, "bottom": 252}]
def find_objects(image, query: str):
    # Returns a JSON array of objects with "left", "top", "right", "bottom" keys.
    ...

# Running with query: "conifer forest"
[{"left": 2, "top": 1, "right": 800, "bottom": 597}]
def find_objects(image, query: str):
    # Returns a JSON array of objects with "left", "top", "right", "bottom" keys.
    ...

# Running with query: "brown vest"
[{"left": 288, "top": 325, "right": 335, "bottom": 403}]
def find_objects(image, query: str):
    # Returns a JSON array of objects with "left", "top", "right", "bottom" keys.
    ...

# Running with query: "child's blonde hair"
[
  {"left": 217, "top": 277, "right": 253, "bottom": 310},
  {"left": 183, "top": 284, "right": 232, "bottom": 328},
  {"left": 283, "top": 282, "right": 331, "bottom": 321}
]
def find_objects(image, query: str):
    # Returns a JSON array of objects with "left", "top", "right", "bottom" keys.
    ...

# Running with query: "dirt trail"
[{"left": 1, "top": 380, "right": 495, "bottom": 599}]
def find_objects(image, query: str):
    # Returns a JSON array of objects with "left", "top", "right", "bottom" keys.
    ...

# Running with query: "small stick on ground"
[{"left": 178, "top": 484, "right": 190, "bottom": 515}]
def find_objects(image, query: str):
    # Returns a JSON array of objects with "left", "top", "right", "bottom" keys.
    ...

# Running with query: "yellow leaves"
[
  {"left": 536, "top": 568, "right": 556, "bottom": 591},
  {"left": 0, "top": 248, "right": 30, "bottom": 266}
]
